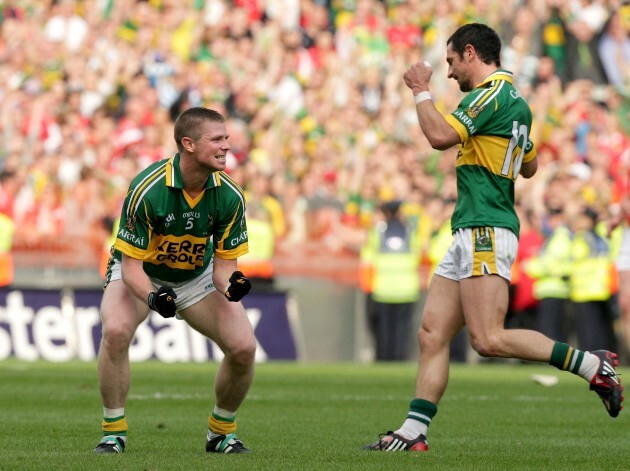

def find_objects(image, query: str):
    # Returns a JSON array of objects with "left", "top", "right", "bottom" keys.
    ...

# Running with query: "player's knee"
[
  {"left": 469, "top": 332, "right": 502, "bottom": 357},
  {"left": 101, "top": 323, "right": 134, "bottom": 353},
  {"left": 418, "top": 323, "right": 446, "bottom": 353},
  {"left": 225, "top": 338, "right": 256, "bottom": 368}
]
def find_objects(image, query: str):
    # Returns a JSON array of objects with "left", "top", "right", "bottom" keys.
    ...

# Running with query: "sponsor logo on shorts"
[{"left": 474, "top": 229, "right": 493, "bottom": 252}]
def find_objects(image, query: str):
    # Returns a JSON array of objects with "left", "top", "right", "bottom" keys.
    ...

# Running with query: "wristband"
[{"left": 414, "top": 91, "right": 432, "bottom": 105}]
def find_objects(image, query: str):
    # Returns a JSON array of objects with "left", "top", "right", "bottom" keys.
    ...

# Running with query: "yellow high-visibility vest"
[
  {"left": 570, "top": 230, "right": 611, "bottom": 302},
  {"left": 0, "top": 213, "right": 15, "bottom": 287},
  {"left": 239, "top": 217, "right": 274, "bottom": 279},
  {"left": 361, "top": 220, "right": 421, "bottom": 304},
  {"left": 525, "top": 226, "right": 572, "bottom": 300}
]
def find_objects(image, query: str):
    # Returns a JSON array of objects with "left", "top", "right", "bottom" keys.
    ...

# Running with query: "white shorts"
[
  {"left": 617, "top": 227, "right": 630, "bottom": 272},
  {"left": 434, "top": 227, "right": 517, "bottom": 282},
  {"left": 108, "top": 258, "right": 217, "bottom": 310}
]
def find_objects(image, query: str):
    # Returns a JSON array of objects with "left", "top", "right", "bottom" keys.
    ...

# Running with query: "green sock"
[
  {"left": 549, "top": 341, "right": 584, "bottom": 374},
  {"left": 397, "top": 398, "right": 438, "bottom": 439}
]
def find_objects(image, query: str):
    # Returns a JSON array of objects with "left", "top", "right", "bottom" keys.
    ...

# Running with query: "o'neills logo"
[{"left": 147, "top": 234, "right": 208, "bottom": 269}]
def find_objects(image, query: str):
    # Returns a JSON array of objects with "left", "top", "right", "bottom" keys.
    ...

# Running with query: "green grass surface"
[{"left": 0, "top": 360, "right": 628, "bottom": 470}]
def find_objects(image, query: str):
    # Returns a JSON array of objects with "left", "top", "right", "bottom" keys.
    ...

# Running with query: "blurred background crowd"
[{"left": 0, "top": 0, "right": 629, "bottom": 355}]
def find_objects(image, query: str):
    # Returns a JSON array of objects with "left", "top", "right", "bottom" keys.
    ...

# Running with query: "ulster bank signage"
[{"left": 0, "top": 288, "right": 298, "bottom": 362}]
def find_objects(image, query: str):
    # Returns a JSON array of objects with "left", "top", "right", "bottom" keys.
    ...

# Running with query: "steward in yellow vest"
[
  {"left": 569, "top": 207, "right": 616, "bottom": 352},
  {"left": 526, "top": 228, "right": 572, "bottom": 300},
  {"left": 360, "top": 201, "right": 421, "bottom": 361},
  {"left": 525, "top": 206, "right": 572, "bottom": 342}
]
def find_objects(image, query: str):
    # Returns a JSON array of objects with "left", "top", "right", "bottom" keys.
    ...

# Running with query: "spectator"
[
  {"left": 43, "top": 0, "right": 88, "bottom": 54},
  {"left": 569, "top": 206, "right": 617, "bottom": 352},
  {"left": 508, "top": 204, "right": 544, "bottom": 332},
  {"left": 525, "top": 199, "right": 573, "bottom": 342},
  {"left": 562, "top": 0, "right": 610, "bottom": 84},
  {"left": 598, "top": 4, "right": 630, "bottom": 91},
  {"left": 359, "top": 200, "right": 422, "bottom": 361}
]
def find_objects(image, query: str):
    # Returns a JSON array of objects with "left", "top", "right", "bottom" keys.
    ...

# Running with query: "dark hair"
[
  {"left": 174, "top": 107, "right": 226, "bottom": 152},
  {"left": 0, "top": 170, "right": 15, "bottom": 183},
  {"left": 447, "top": 23, "right": 502, "bottom": 67},
  {"left": 583, "top": 207, "right": 599, "bottom": 223}
]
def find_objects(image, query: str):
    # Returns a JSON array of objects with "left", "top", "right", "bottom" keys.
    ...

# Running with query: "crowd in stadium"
[{"left": 0, "top": 0, "right": 629, "bottom": 345}]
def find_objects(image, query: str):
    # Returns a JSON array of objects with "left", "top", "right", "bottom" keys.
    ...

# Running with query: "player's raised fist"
[{"left": 404, "top": 61, "right": 433, "bottom": 93}]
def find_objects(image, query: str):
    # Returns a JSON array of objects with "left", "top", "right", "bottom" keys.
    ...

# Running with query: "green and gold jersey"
[
  {"left": 444, "top": 69, "right": 537, "bottom": 237},
  {"left": 113, "top": 154, "right": 248, "bottom": 283}
]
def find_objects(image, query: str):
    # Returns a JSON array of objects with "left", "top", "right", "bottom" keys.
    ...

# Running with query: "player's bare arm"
[
  {"left": 212, "top": 255, "right": 237, "bottom": 293},
  {"left": 120, "top": 254, "right": 156, "bottom": 302},
  {"left": 120, "top": 253, "right": 177, "bottom": 317},
  {"left": 404, "top": 61, "right": 461, "bottom": 150},
  {"left": 214, "top": 255, "right": 252, "bottom": 302}
]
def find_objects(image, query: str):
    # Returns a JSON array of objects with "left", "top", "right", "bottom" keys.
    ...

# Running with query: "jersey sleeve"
[
  {"left": 214, "top": 177, "right": 249, "bottom": 260},
  {"left": 113, "top": 189, "right": 154, "bottom": 260},
  {"left": 444, "top": 86, "right": 502, "bottom": 142},
  {"left": 523, "top": 137, "right": 537, "bottom": 163}
]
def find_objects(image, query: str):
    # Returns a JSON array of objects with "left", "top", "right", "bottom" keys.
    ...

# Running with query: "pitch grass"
[{"left": 0, "top": 361, "right": 628, "bottom": 471}]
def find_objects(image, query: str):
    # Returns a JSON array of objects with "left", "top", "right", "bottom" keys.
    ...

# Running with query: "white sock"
[
  {"left": 577, "top": 352, "right": 601, "bottom": 382},
  {"left": 396, "top": 418, "right": 428, "bottom": 440},
  {"left": 103, "top": 407, "right": 125, "bottom": 419},
  {"left": 213, "top": 406, "right": 236, "bottom": 420}
]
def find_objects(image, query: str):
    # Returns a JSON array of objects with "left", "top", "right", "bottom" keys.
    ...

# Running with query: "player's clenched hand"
[
  {"left": 403, "top": 60, "right": 433, "bottom": 94},
  {"left": 224, "top": 271, "right": 251, "bottom": 302},
  {"left": 148, "top": 286, "right": 178, "bottom": 318}
]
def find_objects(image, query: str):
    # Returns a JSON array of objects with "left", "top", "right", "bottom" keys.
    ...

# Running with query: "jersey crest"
[
  {"left": 125, "top": 215, "right": 136, "bottom": 232},
  {"left": 466, "top": 105, "right": 485, "bottom": 119}
]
